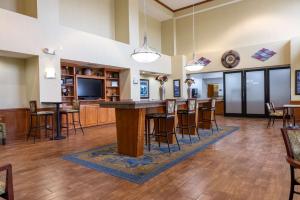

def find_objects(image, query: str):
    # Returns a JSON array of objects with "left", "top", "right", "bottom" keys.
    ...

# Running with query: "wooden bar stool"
[
  {"left": 177, "top": 99, "right": 200, "bottom": 143},
  {"left": 60, "top": 100, "right": 84, "bottom": 137},
  {"left": 27, "top": 101, "right": 54, "bottom": 143},
  {"left": 149, "top": 99, "right": 180, "bottom": 153},
  {"left": 198, "top": 98, "right": 219, "bottom": 134},
  {"left": 145, "top": 113, "right": 157, "bottom": 150}
]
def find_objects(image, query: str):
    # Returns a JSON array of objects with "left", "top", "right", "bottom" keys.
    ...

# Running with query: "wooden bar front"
[{"left": 100, "top": 98, "right": 223, "bottom": 157}]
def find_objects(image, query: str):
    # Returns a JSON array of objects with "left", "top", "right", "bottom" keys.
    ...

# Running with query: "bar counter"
[{"left": 99, "top": 98, "right": 223, "bottom": 157}]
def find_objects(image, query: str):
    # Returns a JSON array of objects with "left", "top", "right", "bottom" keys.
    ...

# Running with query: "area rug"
[{"left": 63, "top": 126, "right": 239, "bottom": 184}]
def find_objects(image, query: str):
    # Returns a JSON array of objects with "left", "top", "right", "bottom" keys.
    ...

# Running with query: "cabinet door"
[
  {"left": 85, "top": 105, "right": 98, "bottom": 126},
  {"left": 107, "top": 108, "right": 116, "bottom": 123},
  {"left": 98, "top": 107, "right": 108, "bottom": 125}
]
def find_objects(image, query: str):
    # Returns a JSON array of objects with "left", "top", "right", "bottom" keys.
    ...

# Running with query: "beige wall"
[
  {"left": 0, "top": 57, "right": 27, "bottom": 109},
  {"left": 115, "top": 0, "right": 129, "bottom": 44},
  {"left": 25, "top": 57, "right": 39, "bottom": 105},
  {"left": 161, "top": 19, "right": 175, "bottom": 56},
  {"left": 59, "top": 0, "right": 115, "bottom": 39},
  {"left": 139, "top": 12, "right": 162, "bottom": 51},
  {"left": 175, "top": 0, "right": 300, "bottom": 55},
  {"left": 0, "top": 0, "right": 37, "bottom": 18},
  {"left": 0, "top": 56, "right": 40, "bottom": 109}
]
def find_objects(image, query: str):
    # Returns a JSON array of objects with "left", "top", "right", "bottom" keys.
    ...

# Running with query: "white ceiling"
[{"left": 158, "top": 0, "right": 208, "bottom": 10}]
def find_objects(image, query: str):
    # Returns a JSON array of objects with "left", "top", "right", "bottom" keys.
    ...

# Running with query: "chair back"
[
  {"left": 72, "top": 100, "right": 80, "bottom": 110},
  {"left": 266, "top": 103, "right": 273, "bottom": 114},
  {"left": 166, "top": 99, "right": 177, "bottom": 115},
  {"left": 270, "top": 102, "right": 276, "bottom": 112},
  {"left": 281, "top": 128, "right": 300, "bottom": 161},
  {"left": 187, "top": 99, "right": 197, "bottom": 112},
  {"left": 211, "top": 98, "right": 216, "bottom": 109},
  {"left": 29, "top": 101, "right": 37, "bottom": 114}
]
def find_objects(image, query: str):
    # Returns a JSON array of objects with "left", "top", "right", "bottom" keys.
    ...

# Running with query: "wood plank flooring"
[{"left": 0, "top": 117, "right": 296, "bottom": 200}]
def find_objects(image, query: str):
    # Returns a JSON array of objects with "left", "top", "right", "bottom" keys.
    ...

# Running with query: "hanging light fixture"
[
  {"left": 131, "top": 0, "right": 161, "bottom": 63},
  {"left": 185, "top": 2, "right": 204, "bottom": 72}
]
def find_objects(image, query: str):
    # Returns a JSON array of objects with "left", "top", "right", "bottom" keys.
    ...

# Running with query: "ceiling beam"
[{"left": 154, "top": 0, "right": 215, "bottom": 12}]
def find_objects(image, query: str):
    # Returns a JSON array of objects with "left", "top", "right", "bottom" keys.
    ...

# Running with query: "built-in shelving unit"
[{"left": 61, "top": 62, "right": 120, "bottom": 104}]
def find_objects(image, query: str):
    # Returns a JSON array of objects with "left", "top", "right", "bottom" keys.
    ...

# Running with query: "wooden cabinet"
[
  {"left": 85, "top": 105, "right": 98, "bottom": 126},
  {"left": 98, "top": 107, "right": 108, "bottom": 124}
]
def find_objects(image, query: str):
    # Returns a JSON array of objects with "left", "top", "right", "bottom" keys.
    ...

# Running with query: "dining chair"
[
  {"left": 281, "top": 128, "right": 300, "bottom": 200},
  {"left": 0, "top": 164, "right": 14, "bottom": 200},
  {"left": 266, "top": 102, "right": 283, "bottom": 128},
  {"left": 27, "top": 101, "right": 55, "bottom": 143}
]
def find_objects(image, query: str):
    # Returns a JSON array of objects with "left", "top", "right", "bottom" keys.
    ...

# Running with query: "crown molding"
[{"left": 154, "top": 0, "right": 215, "bottom": 12}]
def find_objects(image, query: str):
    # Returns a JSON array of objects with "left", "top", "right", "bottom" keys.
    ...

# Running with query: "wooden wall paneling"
[
  {"left": 98, "top": 107, "right": 108, "bottom": 125},
  {"left": 0, "top": 108, "right": 29, "bottom": 141}
]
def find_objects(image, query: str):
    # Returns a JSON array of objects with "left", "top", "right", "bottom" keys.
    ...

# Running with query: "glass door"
[
  {"left": 224, "top": 72, "right": 243, "bottom": 116},
  {"left": 269, "top": 67, "right": 290, "bottom": 107},
  {"left": 245, "top": 69, "right": 266, "bottom": 116}
]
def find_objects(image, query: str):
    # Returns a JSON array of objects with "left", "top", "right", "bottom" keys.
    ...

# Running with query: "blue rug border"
[{"left": 63, "top": 126, "right": 239, "bottom": 184}]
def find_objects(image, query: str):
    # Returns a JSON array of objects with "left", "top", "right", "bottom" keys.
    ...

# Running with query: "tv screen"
[{"left": 77, "top": 78, "right": 103, "bottom": 100}]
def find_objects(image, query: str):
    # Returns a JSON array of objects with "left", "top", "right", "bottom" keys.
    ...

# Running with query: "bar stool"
[
  {"left": 27, "top": 101, "right": 54, "bottom": 143},
  {"left": 148, "top": 99, "right": 180, "bottom": 153},
  {"left": 145, "top": 113, "right": 157, "bottom": 149},
  {"left": 198, "top": 98, "right": 219, "bottom": 134},
  {"left": 60, "top": 100, "right": 84, "bottom": 137},
  {"left": 177, "top": 99, "right": 200, "bottom": 143}
]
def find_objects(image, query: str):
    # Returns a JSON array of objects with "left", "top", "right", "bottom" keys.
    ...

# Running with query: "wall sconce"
[
  {"left": 43, "top": 48, "right": 56, "bottom": 55},
  {"left": 45, "top": 67, "right": 56, "bottom": 79}
]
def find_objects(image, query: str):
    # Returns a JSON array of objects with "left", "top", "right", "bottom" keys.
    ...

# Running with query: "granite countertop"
[{"left": 99, "top": 98, "right": 223, "bottom": 109}]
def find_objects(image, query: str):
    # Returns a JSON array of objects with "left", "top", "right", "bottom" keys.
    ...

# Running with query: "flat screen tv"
[{"left": 77, "top": 78, "right": 103, "bottom": 100}]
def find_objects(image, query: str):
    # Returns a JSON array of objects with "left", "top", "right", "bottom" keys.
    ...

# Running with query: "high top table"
[
  {"left": 41, "top": 102, "right": 66, "bottom": 140},
  {"left": 100, "top": 98, "right": 221, "bottom": 157}
]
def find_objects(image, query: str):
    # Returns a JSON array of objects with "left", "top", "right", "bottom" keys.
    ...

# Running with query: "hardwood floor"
[{"left": 0, "top": 117, "right": 295, "bottom": 200}]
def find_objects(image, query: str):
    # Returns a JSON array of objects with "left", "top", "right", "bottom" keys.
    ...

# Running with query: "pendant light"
[
  {"left": 131, "top": 0, "right": 161, "bottom": 63},
  {"left": 185, "top": 2, "right": 204, "bottom": 72}
]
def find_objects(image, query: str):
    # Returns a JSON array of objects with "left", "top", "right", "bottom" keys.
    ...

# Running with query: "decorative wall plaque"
[{"left": 221, "top": 50, "right": 240, "bottom": 68}]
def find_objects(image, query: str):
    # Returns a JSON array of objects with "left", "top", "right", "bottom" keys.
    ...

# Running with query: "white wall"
[
  {"left": 0, "top": 0, "right": 172, "bottom": 105},
  {"left": 59, "top": 0, "right": 115, "bottom": 39},
  {"left": 140, "top": 74, "right": 161, "bottom": 100}
]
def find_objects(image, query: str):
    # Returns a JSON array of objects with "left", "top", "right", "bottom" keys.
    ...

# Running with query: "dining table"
[
  {"left": 283, "top": 104, "right": 300, "bottom": 127},
  {"left": 41, "top": 101, "right": 66, "bottom": 140}
]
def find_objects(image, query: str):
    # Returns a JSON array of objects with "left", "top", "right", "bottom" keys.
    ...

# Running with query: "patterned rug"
[{"left": 63, "top": 126, "right": 239, "bottom": 184}]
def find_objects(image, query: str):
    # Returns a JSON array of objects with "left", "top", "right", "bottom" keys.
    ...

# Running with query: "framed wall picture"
[
  {"left": 140, "top": 79, "right": 149, "bottom": 99},
  {"left": 296, "top": 70, "right": 300, "bottom": 95},
  {"left": 173, "top": 79, "right": 181, "bottom": 97}
]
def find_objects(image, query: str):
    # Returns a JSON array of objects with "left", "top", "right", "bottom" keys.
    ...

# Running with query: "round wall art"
[{"left": 221, "top": 50, "right": 240, "bottom": 68}]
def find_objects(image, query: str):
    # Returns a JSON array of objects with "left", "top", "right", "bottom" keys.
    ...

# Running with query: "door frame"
[
  {"left": 223, "top": 66, "right": 290, "bottom": 117},
  {"left": 244, "top": 68, "right": 267, "bottom": 118},
  {"left": 223, "top": 71, "right": 243, "bottom": 117}
]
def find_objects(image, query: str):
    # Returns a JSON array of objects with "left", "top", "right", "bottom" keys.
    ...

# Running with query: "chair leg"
[
  {"left": 51, "top": 114, "right": 54, "bottom": 140},
  {"left": 27, "top": 115, "right": 33, "bottom": 141},
  {"left": 66, "top": 114, "right": 69, "bottom": 138},
  {"left": 187, "top": 115, "right": 192, "bottom": 144},
  {"left": 272, "top": 118, "right": 275, "bottom": 127},
  {"left": 45, "top": 115, "right": 48, "bottom": 138},
  {"left": 78, "top": 112, "right": 84, "bottom": 135},
  {"left": 72, "top": 113, "right": 77, "bottom": 135},
  {"left": 174, "top": 128, "right": 181, "bottom": 150},
  {"left": 148, "top": 119, "right": 151, "bottom": 151},
  {"left": 214, "top": 111, "right": 219, "bottom": 132},
  {"left": 166, "top": 121, "right": 171, "bottom": 153},
  {"left": 267, "top": 117, "right": 271, "bottom": 128},
  {"left": 158, "top": 119, "right": 161, "bottom": 148},
  {"left": 180, "top": 114, "right": 184, "bottom": 138},
  {"left": 289, "top": 166, "right": 295, "bottom": 200}
]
